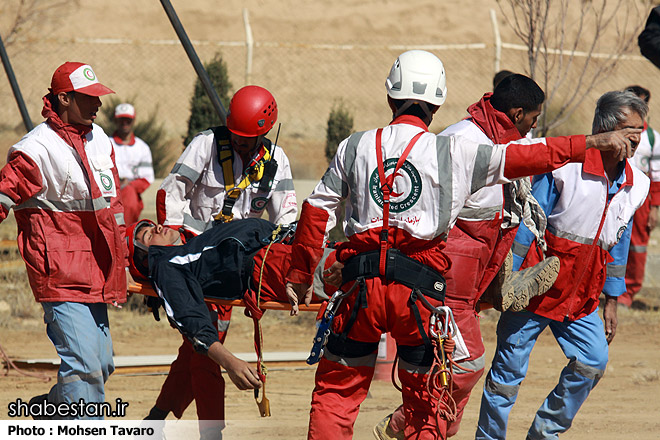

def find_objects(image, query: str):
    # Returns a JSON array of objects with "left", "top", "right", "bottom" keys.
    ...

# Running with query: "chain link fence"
[{"left": 1, "top": 33, "right": 659, "bottom": 179}]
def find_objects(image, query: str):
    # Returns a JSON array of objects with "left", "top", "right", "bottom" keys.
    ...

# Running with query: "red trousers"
[
  {"left": 623, "top": 195, "right": 651, "bottom": 306},
  {"left": 388, "top": 303, "right": 485, "bottom": 439},
  {"left": 155, "top": 304, "right": 231, "bottom": 421},
  {"left": 385, "top": 220, "right": 510, "bottom": 437},
  {"left": 120, "top": 179, "right": 149, "bottom": 226},
  {"left": 308, "top": 277, "right": 448, "bottom": 440}
]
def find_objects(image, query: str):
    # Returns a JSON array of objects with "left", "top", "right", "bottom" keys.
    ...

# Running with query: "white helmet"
[{"left": 386, "top": 50, "right": 447, "bottom": 107}]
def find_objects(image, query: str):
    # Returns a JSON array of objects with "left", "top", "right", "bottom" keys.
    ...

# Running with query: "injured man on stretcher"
[{"left": 126, "top": 217, "right": 337, "bottom": 391}]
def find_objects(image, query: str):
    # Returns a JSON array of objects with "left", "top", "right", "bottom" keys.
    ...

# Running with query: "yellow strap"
[
  {"left": 223, "top": 147, "right": 273, "bottom": 202},
  {"left": 219, "top": 148, "right": 235, "bottom": 193}
]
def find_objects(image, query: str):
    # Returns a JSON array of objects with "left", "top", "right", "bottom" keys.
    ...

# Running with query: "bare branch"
[
  {"left": 501, "top": 0, "right": 650, "bottom": 135},
  {"left": 3, "top": 0, "right": 74, "bottom": 46}
]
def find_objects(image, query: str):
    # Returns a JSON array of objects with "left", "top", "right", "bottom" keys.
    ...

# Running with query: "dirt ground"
[
  {"left": 2, "top": 293, "right": 660, "bottom": 439},
  {"left": 1, "top": 2, "right": 659, "bottom": 438}
]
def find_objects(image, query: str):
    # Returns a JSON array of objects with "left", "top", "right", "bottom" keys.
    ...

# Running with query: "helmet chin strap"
[
  {"left": 394, "top": 100, "right": 434, "bottom": 124},
  {"left": 244, "top": 135, "right": 265, "bottom": 160}
]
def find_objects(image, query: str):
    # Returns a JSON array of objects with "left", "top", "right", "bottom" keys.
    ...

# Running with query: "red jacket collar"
[
  {"left": 41, "top": 94, "right": 92, "bottom": 143},
  {"left": 389, "top": 114, "right": 429, "bottom": 131},
  {"left": 112, "top": 132, "right": 136, "bottom": 146},
  {"left": 583, "top": 147, "right": 635, "bottom": 186},
  {"left": 467, "top": 93, "right": 522, "bottom": 144}
]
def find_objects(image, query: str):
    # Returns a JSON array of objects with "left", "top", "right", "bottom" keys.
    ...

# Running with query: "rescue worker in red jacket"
[
  {"left": 0, "top": 62, "right": 125, "bottom": 418},
  {"left": 285, "top": 50, "right": 640, "bottom": 440},
  {"left": 620, "top": 85, "right": 660, "bottom": 307},
  {"left": 375, "top": 74, "right": 561, "bottom": 439},
  {"left": 109, "top": 103, "right": 154, "bottom": 225},
  {"left": 476, "top": 90, "right": 649, "bottom": 440}
]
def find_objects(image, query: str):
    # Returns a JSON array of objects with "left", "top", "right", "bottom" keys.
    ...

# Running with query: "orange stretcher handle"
[{"left": 127, "top": 282, "right": 322, "bottom": 312}]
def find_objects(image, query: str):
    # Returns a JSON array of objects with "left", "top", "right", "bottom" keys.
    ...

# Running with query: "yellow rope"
[
  {"left": 253, "top": 225, "right": 281, "bottom": 418},
  {"left": 256, "top": 225, "right": 282, "bottom": 308}
]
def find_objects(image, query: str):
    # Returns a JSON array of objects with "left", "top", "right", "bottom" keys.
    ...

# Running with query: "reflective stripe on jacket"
[
  {"left": 1, "top": 119, "right": 126, "bottom": 303},
  {"left": 515, "top": 148, "right": 650, "bottom": 321},
  {"left": 156, "top": 129, "right": 297, "bottom": 235},
  {"left": 287, "top": 114, "right": 587, "bottom": 285}
]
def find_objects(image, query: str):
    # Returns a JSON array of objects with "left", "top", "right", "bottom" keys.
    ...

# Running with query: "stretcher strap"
[
  {"left": 252, "top": 317, "right": 270, "bottom": 417},
  {"left": 250, "top": 225, "right": 283, "bottom": 418}
]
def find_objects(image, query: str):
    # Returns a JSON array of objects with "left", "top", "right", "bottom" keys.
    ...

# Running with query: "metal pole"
[
  {"left": 243, "top": 8, "right": 254, "bottom": 86},
  {"left": 159, "top": 0, "right": 227, "bottom": 124},
  {"left": 0, "top": 34, "right": 33, "bottom": 132},
  {"left": 490, "top": 9, "right": 502, "bottom": 76}
]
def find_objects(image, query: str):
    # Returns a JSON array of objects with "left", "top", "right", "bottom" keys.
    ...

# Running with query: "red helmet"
[
  {"left": 126, "top": 219, "right": 156, "bottom": 279},
  {"left": 226, "top": 85, "right": 278, "bottom": 137}
]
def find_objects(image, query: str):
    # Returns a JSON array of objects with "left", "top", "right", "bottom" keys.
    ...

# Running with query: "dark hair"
[
  {"left": 389, "top": 98, "right": 439, "bottom": 121},
  {"left": 592, "top": 91, "right": 648, "bottom": 134},
  {"left": 490, "top": 74, "right": 545, "bottom": 113},
  {"left": 624, "top": 85, "right": 651, "bottom": 103},
  {"left": 49, "top": 91, "right": 76, "bottom": 114},
  {"left": 132, "top": 223, "right": 151, "bottom": 278},
  {"left": 493, "top": 70, "right": 514, "bottom": 89}
]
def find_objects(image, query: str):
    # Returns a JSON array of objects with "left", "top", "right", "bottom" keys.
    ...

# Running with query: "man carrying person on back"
[
  {"left": 374, "top": 73, "right": 560, "bottom": 439},
  {"left": 476, "top": 90, "right": 649, "bottom": 440},
  {"left": 285, "top": 49, "right": 639, "bottom": 440}
]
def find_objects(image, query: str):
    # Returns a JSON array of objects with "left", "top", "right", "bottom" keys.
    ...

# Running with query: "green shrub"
[
  {"left": 184, "top": 53, "right": 232, "bottom": 145},
  {"left": 97, "top": 96, "right": 174, "bottom": 178},
  {"left": 325, "top": 100, "right": 354, "bottom": 163}
]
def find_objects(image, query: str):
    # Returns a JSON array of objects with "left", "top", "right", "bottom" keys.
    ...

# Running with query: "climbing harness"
[
  {"left": 212, "top": 126, "right": 279, "bottom": 223},
  {"left": 374, "top": 127, "right": 424, "bottom": 275}
]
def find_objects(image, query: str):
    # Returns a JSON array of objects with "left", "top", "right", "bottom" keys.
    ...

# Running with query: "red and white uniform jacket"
[
  {"left": 515, "top": 149, "right": 649, "bottom": 321},
  {"left": 439, "top": 118, "right": 515, "bottom": 307},
  {"left": 287, "top": 114, "right": 587, "bottom": 285},
  {"left": 157, "top": 129, "right": 298, "bottom": 235},
  {"left": 0, "top": 96, "right": 127, "bottom": 303},
  {"left": 110, "top": 133, "right": 154, "bottom": 189},
  {"left": 630, "top": 123, "right": 660, "bottom": 205}
]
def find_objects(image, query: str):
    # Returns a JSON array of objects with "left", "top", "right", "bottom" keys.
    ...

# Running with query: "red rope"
[
  {"left": 426, "top": 336, "right": 458, "bottom": 428},
  {"left": 0, "top": 341, "right": 51, "bottom": 383}
]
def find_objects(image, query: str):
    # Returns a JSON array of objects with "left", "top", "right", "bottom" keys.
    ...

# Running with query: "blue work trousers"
[
  {"left": 476, "top": 309, "right": 608, "bottom": 440},
  {"left": 42, "top": 302, "right": 114, "bottom": 419}
]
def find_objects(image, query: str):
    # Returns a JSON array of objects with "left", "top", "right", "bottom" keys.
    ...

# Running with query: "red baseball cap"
[{"left": 50, "top": 62, "right": 114, "bottom": 96}]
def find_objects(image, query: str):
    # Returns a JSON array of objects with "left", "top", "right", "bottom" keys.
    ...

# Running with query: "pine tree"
[{"left": 184, "top": 53, "right": 233, "bottom": 145}]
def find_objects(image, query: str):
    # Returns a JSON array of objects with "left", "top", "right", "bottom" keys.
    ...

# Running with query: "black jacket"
[
  {"left": 148, "top": 218, "right": 278, "bottom": 353},
  {"left": 639, "top": 6, "right": 660, "bottom": 69}
]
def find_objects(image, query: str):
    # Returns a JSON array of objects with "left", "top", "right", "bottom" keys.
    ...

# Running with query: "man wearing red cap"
[
  {"left": 0, "top": 62, "right": 125, "bottom": 418},
  {"left": 147, "top": 85, "right": 297, "bottom": 437},
  {"left": 109, "top": 103, "right": 154, "bottom": 225}
]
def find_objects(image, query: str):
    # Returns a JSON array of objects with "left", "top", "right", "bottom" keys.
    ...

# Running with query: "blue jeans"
[
  {"left": 476, "top": 309, "right": 608, "bottom": 440},
  {"left": 42, "top": 302, "right": 114, "bottom": 419}
]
